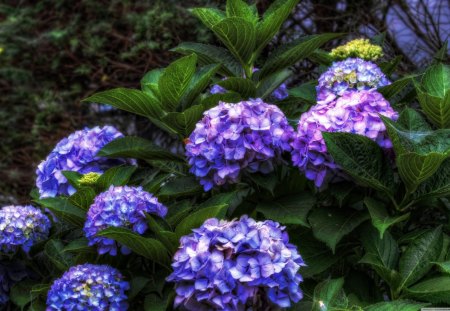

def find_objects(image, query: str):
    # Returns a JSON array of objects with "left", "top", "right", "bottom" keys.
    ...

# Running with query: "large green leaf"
[
  {"left": 158, "top": 176, "right": 203, "bottom": 198},
  {"left": 45, "top": 240, "right": 74, "bottom": 271},
  {"left": 158, "top": 54, "right": 197, "bottom": 111},
  {"left": 260, "top": 33, "right": 343, "bottom": 78},
  {"left": 412, "top": 159, "right": 450, "bottom": 200},
  {"left": 191, "top": 7, "right": 225, "bottom": 30},
  {"left": 96, "top": 166, "right": 137, "bottom": 190},
  {"left": 421, "top": 63, "right": 450, "bottom": 98},
  {"left": 257, "top": 193, "right": 315, "bottom": 227},
  {"left": 322, "top": 132, "right": 395, "bottom": 194},
  {"left": 175, "top": 204, "right": 228, "bottom": 237},
  {"left": 9, "top": 280, "right": 40, "bottom": 309},
  {"left": 171, "top": 42, "right": 242, "bottom": 76},
  {"left": 312, "top": 278, "right": 348, "bottom": 311},
  {"left": 288, "top": 81, "right": 317, "bottom": 104},
  {"left": 405, "top": 276, "right": 450, "bottom": 304},
  {"left": 309, "top": 207, "right": 369, "bottom": 252},
  {"left": 226, "top": 0, "right": 258, "bottom": 23},
  {"left": 417, "top": 90, "right": 450, "bottom": 128},
  {"left": 161, "top": 104, "right": 205, "bottom": 137},
  {"left": 255, "top": 69, "right": 291, "bottom": 99},
  {"left": 398, "top": 226, "right": 443, "bottom": 290},
  {"left": 364, "top": 197, "right": 409, "bottom": 239},
  {"left": 364, "top": 300, "right": 429, "bottom": 311},
  {"left": 397, "top": 108, "right": 432, "bottom": 132},
  {"left": 434, "top": 261, "right": 450, "bottom": 274},
  {"left": 182, "top": 64, "right": 220, "bottom": 108},
  {"left": 211, "top": 17, "right": 256, "bottom": 65},
  {"left": 69, "top": 187, "right": 96, "bottom": 210},
  {"left": 82, "top": 88, "right": 163, "bottom": 119},
  {"left": 98, "top": 136, "right": 183, "bottom": 162},
  {"left": 36, "top": 197, "right": 85, "bottom": 227},
  {"left": 217, "top": 77, "right": 257, "bottom": 98},
  {"left": 378, "top": 75, "right": 417, "bottom": 99},
  {"left": 97, "top": 227, "right": 171, "bottom": 268},
  {"left": 140, "top": 69, "right": 163, "bottom": 98}
]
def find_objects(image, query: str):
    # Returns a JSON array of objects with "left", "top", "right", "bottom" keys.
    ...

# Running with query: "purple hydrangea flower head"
[
  {"left": 46, "top": 264, "right": 129, "bottom": 311},
  {"left": 36, "top": 126, "right": 134, "bottom": 198},
  {"left": 317, "top": 58, "right": 390, "bottom": 103},
  {"left": 0, "top": 205, "right": 51, "bottom": 253},
  {"left": 185, "top": 99, "right": 294, "bottom": 191},
  {"left": 0, "top": 261, "right": 27, "bottom": 306},
  {"left": 291, "top": 90, "right": 398, "bottom": 187},
  {"left": 84, "top": 186, "right": 167, "bottom": 256},
  {"left": 167, "top": 216, "right": 305, "bottom": 310}
]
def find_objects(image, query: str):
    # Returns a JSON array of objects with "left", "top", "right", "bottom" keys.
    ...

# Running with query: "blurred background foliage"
[{"left": 0, "top": 0, "right": 448, "bottom": 204}]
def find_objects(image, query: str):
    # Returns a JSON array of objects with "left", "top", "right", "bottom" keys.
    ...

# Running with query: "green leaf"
[
  {"left": 96, "top": 166, "right": 137, "bottom": 190},
  {"left": 364, "top": 300, "right": 429, "bottom": 311},
  {"left": 322, "top": 132, "right": 395, "bottom": 194},
  {"left": 397, "top": 108, "right": 432, "bottom": 132},
  {"left": 378, "top": 75, "right": 417, "bottom": 99},
  {"left": 98, "top": 136, "right": 183, "bottom": 162},
  {"left": 63, "top": 237, "right": 93, "bottom": 254},
  {"left": 10, "top": 280, "right": 40, "bottom": 309},
  {"left": 211, "top": 17, "right": 256, "bottom": 65},
  {"left": 405, "top": 276, "right": 450, "bottom": 304},
  {"left": 36, "top": 197, "right": 85, "bottom": 227},
  {"left": 288, "top": 81, "right": 317, "bottom": 104},
  {"left": 413, "top": 158, "right": 450, "bottom": 200},
  {"left": 255, "top": 69, "right": 291, "bottom": 99},
  {"left": 226, "top": 0, "right": 258, "bottom": 23},
  {"left": 45, "top": 240, "right": 74, "bottom": 271},
  {"left": 312, "top": 278, "right": 348, "bottom": 311},
  {"left": 61, "top": 171, "right": 83, "bottom": 190},
  {"left": 182, "top": 64, "right": 220, "bottom": 108},
  {"left": 434, "top": 261, "right": 450, "bottom": 274},
  {"left": 129, "top": 276, "right": 151, "bottom": 300},
  {"left": 69, "top": 187, "right": 96, "bottom": 210},
  {"left": 159, "top": 54, "right": 197, "bottom": 111},
  {"left": 379, "top": 55, "right": 403, "bottom": 76},
  {"left": 417, "top": 90, "right": 450, "bottom": 128},
  {"left": 140, "top": 69, "right": 163, "bottom": 97},
  {"left": 158, "top": 176, "right": 203, "bottom": 198},
  {"left": 421, "top": 63, "right": 450, "bottom": 98},
  {"left": 256, "top": 0, "right": 299, "bottom": 54},
  {"left": 364, "top": 197, "right": 409, "bottom": 239},
  {"left": 247, "top": 172, "right": 278, "bottom": 194},
  {"left": 260, "top": 33, "right": 343, "bottom": 78},
  {"left": 257, "top": 193, "right": 315, "bottom": 227},
  {"left": 309, "top": 207, "right": 369, "bottom": 252},
  {"left": 217, "top": 77, "right": 256, "bottom": 98},
  {"left": 175, "top": 204, "right": 228, "bottom": 238},
  {"left": 398, "top": 226, "right": 443, "bottom": 290},
  {"left": 171, "top": 42, "right": 242, "bottom": 76},
  {"left": 97, "top": 227, "right": 171, "bottom": 268},
  {"left": 161, "top": 104, "right": 205, "bottom": 137},
  {"left": 82, "top": 88, "right": 163, "bottom": 119},
  {"left": 191, "top": 8, "right": 225, "bottom": 30}
]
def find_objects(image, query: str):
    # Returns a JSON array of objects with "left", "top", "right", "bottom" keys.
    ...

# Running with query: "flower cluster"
[
  {"left": 0, "top": 261, "right": 27, "bottom": 306},
  {"left": 291, "top": 90, "right": 398, "bottom": 187},
  {"left": 330, "top": 38, "right": 383, "bottom": 61},
  {"left": 185, "top": 99, "right": 294, "bottom": 191},
  {"left": 79, "top": 172, "right": 102, "bottom": 186},
  {"left": 36, "top": 126, "right": 133, "bottom": 198},
  {"left": 316, "top": 58, "right": 390, "bottom": 102},
  {"left": 46, "top": 264, "right": 129, "bottom": 311},
  {"left": 84, "top": 186, "right": 168, "bottom": 256},
  {"left": 167, "top": 216, "right": 305, "bottom": 310},
  {"left": 0, "top": 205, "right": 51, "bottom": 253}
]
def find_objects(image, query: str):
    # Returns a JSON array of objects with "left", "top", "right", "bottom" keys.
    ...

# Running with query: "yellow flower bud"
[{"left": 330, "top": 38, "right": 383, "bottom": 61}]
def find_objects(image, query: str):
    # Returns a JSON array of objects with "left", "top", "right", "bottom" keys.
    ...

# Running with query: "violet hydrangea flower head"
[
  {"left": 316, "top": 58, "right": 390, "bottom": 103},
  {"left": 0, "top": 205, "right": 51, "bottom": 253},
  {"left": 185, "top": 99, "right": 294, "bottom": 191},
  {"left": 0, "top": 261, "right": 27, "bottom": 306},
  {"left": 167, "top": 215, "right": 305, "bottom": 310},
  {"left": 36, "top": 125, "right": 134, "bottom": 198},
  {"left": 291, "top": 89, "right": 398, "bottom": 187},
  {"left": 46, "top": 264, "right": 129, "bottom": 311},
  {"left": 84, "top": 185, "right": 167, "bottom": 256}
]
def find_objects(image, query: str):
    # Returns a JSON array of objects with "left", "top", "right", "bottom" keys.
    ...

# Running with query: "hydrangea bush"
[{"left": 2, "top": 0, "right": 449, "bottom": 310}]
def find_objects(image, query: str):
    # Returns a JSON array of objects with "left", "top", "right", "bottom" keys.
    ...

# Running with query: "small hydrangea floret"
[
  {"left": 167, "top": 216, "right": 305, "bottom": 310},
  {"left": 36, "top": 126, "right": 134, "bottom": 198},
  {"left": 317, "top": 58, "right": 390, "bottom": 102},
  {"left": 0, "top": 205, "right": 51, "bottom": 253},
  {"left": 46, "top": 264, "right": 129, "bottom": 311},
  {"left": 291, "top": 90, "right": 398, "bottom": 187},
  {"left": 330, "top": 38, "right": 383, "bottom": 61},
  {"left": 84, "top": 186, "right": 168, "bottom": 256},
  {"left": 186, "top": 99, "right": 294, "bottom": 191}
]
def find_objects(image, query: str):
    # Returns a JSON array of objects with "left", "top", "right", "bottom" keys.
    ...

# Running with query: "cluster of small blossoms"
[
  {"left": 330, "top": 38, "right": 383, "bottom": 61},
  {"left": 84, "top": 186, "right": 168, "bottom": 256},
  {"left": 167, "top": 216, "right": 305, "bottom": 310},
  {"left": 185, "top": 99, "right": 294, "bottom": 191},
  {"left": 0, "top": 205, "right": 51, "bottom": 253},
  {"left": 36, "top": 126, "right": 134, "bottom": 198},
  {"left": 46, "top": 264, "right": 129, "bottom": 311},
  {"left": 291, "top": 90, "right": 398, "bottom": 187},
  {"left": 0, "top": 261, "right": 27, "bottom": 305},
  {"left": 316, "top": 58, "right": 390, "bottom": 103}
]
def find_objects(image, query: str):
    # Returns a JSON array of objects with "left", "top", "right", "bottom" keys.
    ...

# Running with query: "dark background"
[{"left": 0, "top": 0, "right": 448, "bottom": 204}]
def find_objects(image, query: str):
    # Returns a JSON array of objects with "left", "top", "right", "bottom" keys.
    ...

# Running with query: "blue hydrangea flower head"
[
  {"left": 0, "top": 261, "right": 27, "bottom": 306},
  {"left": 186, "top": 99, "right": 294, "bottom": 191},
  {"left": 0, "top": 205, "right": 51, "bottom": 253},
  {"left": 84, "top": 186, "right": 168, "bottom": 256},
  {"left": 317, "top": 58, "right": 390, "bottom": 103},
  {"left": 167, "top": 216, "right": 305, "bottom": 310},
  {"left": 291, "top": 90, "right": 398, "bottom": 187},
  {"left": 36, "top": 125, "right": 134, "bottom": 198},
  {"left": 46, "top": 264, "right": 129, "bottom": 311}
]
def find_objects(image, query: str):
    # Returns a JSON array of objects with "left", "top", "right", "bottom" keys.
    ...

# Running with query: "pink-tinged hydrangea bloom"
[
  {"left": 0, "top": 205, "right": 51, "bottom": 254},
  {"left": 167, "top": 216, "right": 305, "bottom": 310},
  {"left": 185, "top": 99, "right": 294, "bottom": 191},
  {"left": 46, "top": 264, "right": 129, "bottom": 311},
  {"left": 36, "top": 126, "right": 135, "bottom": 198},
  {"left": 291, "top": 90, "right": 398, "bottom": 187},
  {"left": 84, "top": 186, "right": 167, "bottom": 256},
  {"left": 317, "top": 58, "right": 390, "bottom": 103}
]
